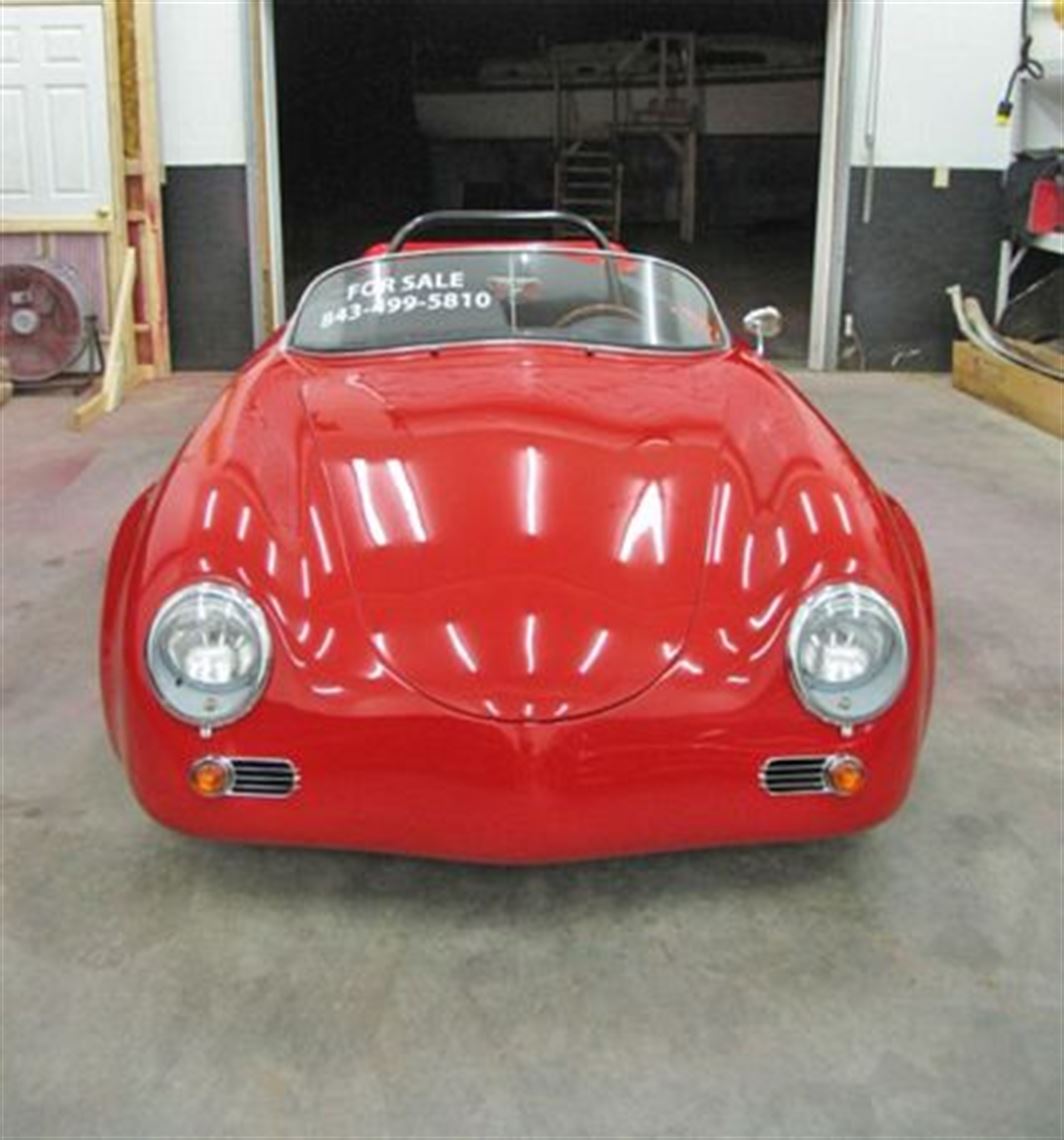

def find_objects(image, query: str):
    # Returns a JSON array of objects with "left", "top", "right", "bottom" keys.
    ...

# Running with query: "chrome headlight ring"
[
  {"left": 786, "top": 582, "right": 909, "bottom": 727},
  {"left": 146, "top": 581, "right": 272, "bottom": 728}
]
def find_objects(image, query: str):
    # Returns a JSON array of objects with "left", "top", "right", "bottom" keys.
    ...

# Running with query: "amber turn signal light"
[
  {"left": 188, "top": 757, "right": 232, "bottom": 798},
  {"left": 826, "top": 755, "right": 866, "bottom": 797}
]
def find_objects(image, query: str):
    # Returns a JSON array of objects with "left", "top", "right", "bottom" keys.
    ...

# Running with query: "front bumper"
[{"left": 124, "top": 687, "right": 921, "bottom": 863}]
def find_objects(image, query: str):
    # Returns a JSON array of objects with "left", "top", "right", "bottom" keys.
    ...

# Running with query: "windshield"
[{"left": 287, "top": 248, "right": 728, "bottom": 354}]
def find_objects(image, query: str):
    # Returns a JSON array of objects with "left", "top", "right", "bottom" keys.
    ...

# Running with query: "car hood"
[
  {"left": 139, "top": 343, "right": 898, "bottom": 723},
  {"left": 299, "top": 348, "right": 721, "bottom": 720}
]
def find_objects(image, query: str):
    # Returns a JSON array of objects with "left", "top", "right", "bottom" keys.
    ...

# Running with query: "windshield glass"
[{"left": 288, "top": 248, "right": 727, "bottom": 354}]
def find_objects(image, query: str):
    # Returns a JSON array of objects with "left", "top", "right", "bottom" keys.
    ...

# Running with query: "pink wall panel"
[
  {"left": 0, "top": 234, "right": 43, "bottom": 262},
  {"left": 52, "top": 234, "right": 110, "bottom": 332},
  {"left": 0, "top": 232, "right": 110, "bottom": 332}
]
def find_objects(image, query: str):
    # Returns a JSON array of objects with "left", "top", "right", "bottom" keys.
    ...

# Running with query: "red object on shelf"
[{"left": 1027, "top": 176, "right": 1064, "bottom": 235}]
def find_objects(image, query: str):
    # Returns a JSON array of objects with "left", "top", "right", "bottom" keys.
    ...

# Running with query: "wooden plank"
[
  {"left": 0, "top": 216, "right": 110, "bottom": 234},
  {"left": 71, "top": 390, "right": 107, "bottom": 430},
  {"left": 102, "top": 246, "right": 136, "bottom": 411},
  {"left": 129, "top": 0, "right": 171, "bottom": 375},
  {"left": 1006, "top": 338, "right": 1064, "bottom": 374},
  {"left": 72, "top": 246, "right": 135, "bottom": 428},
  {"left": 952, "top": 341, "right": 1064, "bottom": 439},
  {"left": 101, "top": 0, "right": 130, "bottom": 334}
]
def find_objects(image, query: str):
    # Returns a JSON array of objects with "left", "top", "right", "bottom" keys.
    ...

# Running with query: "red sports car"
[{"left": 101, "top": 211, "right": 934, "bottom": 862}]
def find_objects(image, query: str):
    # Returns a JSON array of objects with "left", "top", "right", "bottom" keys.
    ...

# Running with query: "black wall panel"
[
  {"left": 844, "top": 167, "right": 1003, "bottom": 371},
  {"left": 163, "top": 166, "right": 254, "bottom": 371}
]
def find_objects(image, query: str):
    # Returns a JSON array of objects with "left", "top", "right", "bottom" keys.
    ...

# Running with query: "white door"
[{"left": 0, "top": 4, "right": 112, "bottom": 220}]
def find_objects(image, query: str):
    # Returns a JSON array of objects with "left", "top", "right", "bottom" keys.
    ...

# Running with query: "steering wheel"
[{"left": 553, "top": 303, "right": 642, "bottom": 329}]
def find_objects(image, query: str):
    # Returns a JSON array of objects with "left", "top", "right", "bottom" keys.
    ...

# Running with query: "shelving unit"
[{"left": 993, "top": 1, "right": 1062, "bottom": 321}]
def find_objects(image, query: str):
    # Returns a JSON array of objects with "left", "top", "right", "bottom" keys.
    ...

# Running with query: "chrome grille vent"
[
  {"left": 760, "top": 756, "right": 830, "bottom": 796},
  {"left": 229, "top": 758, "right": 300, "bottom": 798}
]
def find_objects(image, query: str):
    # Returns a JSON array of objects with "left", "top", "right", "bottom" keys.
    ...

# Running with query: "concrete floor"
[{"left": 2, "top": 370, "right": 1061, "bottom": 1139}]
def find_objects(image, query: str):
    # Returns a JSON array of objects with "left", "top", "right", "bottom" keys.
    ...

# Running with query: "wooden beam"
[
  {"left": 952, "top": 341, "right": 1064, "bottom": 439},
  {"left": 130, "top": 0, "right": 171, "bottom": 374},
  {"left": 101, "top": 0, "right": 130, "bottom": 326},
  {"left": 72, "top": 246, "right": 136, "bottom": 428},
  {"left": 0, "top": 216, "right": 111, "bottom": 234},
  {"left": 102, "top": 246, "right": 136, "bottom": 411},
  {"left": 70, "top": 390, "right": 108, "bottom": 429},
  {"left": 1006, "top": 338, "right": 1064, "bottom": 375}
]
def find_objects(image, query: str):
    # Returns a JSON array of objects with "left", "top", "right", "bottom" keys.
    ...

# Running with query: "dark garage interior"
[{"left": 274, "top": 0, "right": 828, "bottom": 359}]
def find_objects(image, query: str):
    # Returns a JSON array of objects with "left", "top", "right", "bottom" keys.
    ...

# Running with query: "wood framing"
[
  {"left": 2, "top": 0, "right": 169, "bottom": 425},
  {"left": 1, "top": 0, "right": 131, "bottom": 403},
  {"left": 0, "top": 0, "right": 127, "bottom": 298},
  {"left": 72, "top": 245, "right": 138, "bottom": 428},
  {"left": 122, "top": 0, "right": 171, "bottom": 377},
  {"left": 1, "top": 216, "right": 112, "bottom": 233},
  {"left": 245, "top": 0, "right": 286, "bottom": 336},
  {"left": 953, "top": 341, "right": 1064, "bottom": 439},
  {"left": 100, "top": 0, "right": 130, "bottom": 316}
]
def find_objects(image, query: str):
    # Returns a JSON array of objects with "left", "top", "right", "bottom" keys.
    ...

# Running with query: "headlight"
[
  {"left": 146, "top": 582, "right": 271, "bottom": 727},
  {"left": 786, "top": 583, "right": 908, "bottom": 726}
]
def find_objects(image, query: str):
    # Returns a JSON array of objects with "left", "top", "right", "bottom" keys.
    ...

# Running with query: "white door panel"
[
  {"left": 0, "top": 4, "right": 112, "bottom": 219},
  {"left": 46, "top": 86, "right": 93, "bottom": 195},
  {"left": 1, "top": 88, "right": 32, "bottom": 195},
  {"left": 0, "top": 26, "right": 22, "bottom": 64}
]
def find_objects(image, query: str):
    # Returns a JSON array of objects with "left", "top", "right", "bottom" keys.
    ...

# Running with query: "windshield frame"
[{"left": 282, "top": 245, "right": 731, "bottom": 358}]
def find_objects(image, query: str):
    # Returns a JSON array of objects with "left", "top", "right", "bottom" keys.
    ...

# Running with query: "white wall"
[
  {"left": 416, "top": 80, "right": 823, "bottom": 141},
  {"left": 849, "top": 0, "right": 1022, "bottom": 170},
  {"left": 156, "top": 0, "right": 247, "bottom": 166},
  {"left": 1018, "top": 0, "right": 1064, "bottom": 151}
]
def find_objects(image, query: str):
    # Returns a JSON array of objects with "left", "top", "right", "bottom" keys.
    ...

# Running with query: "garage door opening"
[{"left": 270, "top": 0, "right": 830, "bottom": 361}]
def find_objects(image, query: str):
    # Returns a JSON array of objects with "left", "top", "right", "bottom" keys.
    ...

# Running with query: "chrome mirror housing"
[{"left": 743, "top": 306, "right": 783, "bottom": 356}]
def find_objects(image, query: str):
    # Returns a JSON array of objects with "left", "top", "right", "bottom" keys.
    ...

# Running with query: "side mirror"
[{"left": 742, "top": 306, "right": 783, "bottom": 356}]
